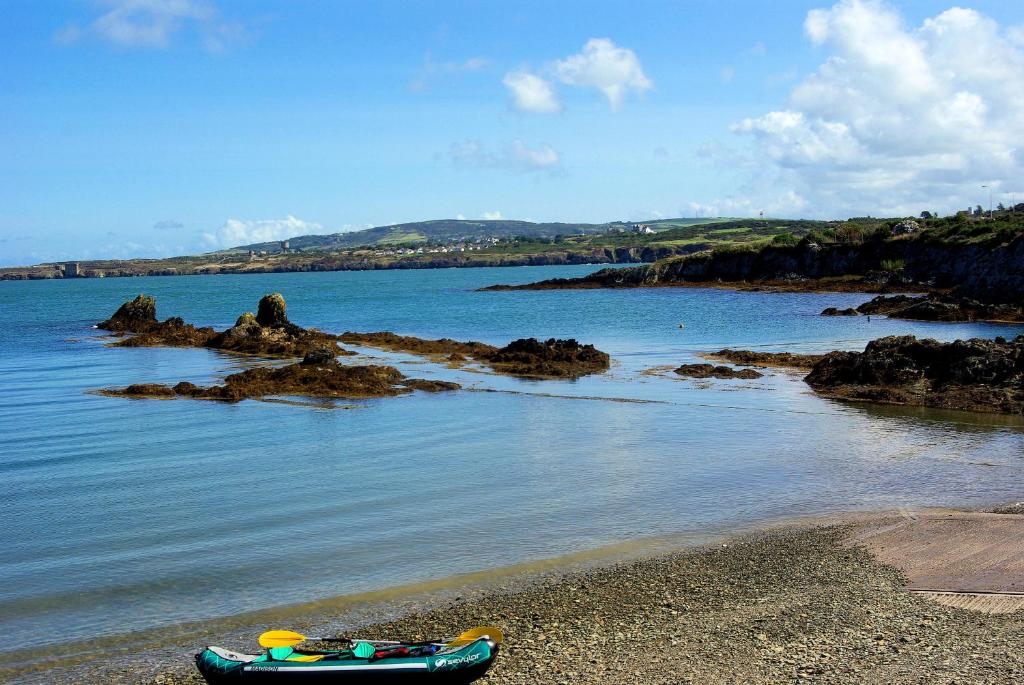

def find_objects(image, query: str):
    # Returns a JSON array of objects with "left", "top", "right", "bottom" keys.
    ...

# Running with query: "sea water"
[{"left": 1, "top": 265, "right": 1022, "bottom": 659}]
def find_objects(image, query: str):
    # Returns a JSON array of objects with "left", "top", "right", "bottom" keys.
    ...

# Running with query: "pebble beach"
[{"left": 113, "top": 519, "right": 1024, "bottom": 685}]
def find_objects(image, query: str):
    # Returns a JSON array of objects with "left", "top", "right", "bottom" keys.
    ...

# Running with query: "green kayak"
[{"left": 195, "top": 636, "right": 499, "bottom": 684}]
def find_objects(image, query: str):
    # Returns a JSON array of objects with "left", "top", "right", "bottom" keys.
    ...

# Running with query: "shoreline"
[{"left": 10, "top": 507, "right": 1023, "bottom": 684}]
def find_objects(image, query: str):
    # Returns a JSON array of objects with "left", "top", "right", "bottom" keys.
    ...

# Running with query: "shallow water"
[{"left": 1, "top": 265, "right": 1022, "bottom": 659}]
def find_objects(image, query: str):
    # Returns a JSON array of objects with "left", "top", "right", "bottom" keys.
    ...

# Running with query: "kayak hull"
[{"left": 196, "top": 639, "right": 498, "bottom": 685}]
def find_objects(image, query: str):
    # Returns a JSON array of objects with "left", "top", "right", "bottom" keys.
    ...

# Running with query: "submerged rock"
[
  {"left": 703, "top": 349, "right": 826, "bottom": 369},
  {"left": 821, "top": 307, "right": 860, "bottom": 316},
  {"left": 674, "top": 363, "right": 762, "bottom": 380},
  {"left": 104, "top": 358, "right": 460, "bottom": 403},
  {"left": 97, "top": 294, "right": 157, "bottom": 333},
  {"left": 805, "top": 335, "right": 1024, "bottom": 414}
]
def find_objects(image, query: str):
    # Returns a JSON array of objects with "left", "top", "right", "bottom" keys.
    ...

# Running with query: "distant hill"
[{"left": 224, "top": 218, "right": 730, "bottom": 253}]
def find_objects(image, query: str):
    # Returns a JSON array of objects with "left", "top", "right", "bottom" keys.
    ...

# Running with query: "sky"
[{"left": 2, "top": 0, "right": 1023, "bottom": 265}]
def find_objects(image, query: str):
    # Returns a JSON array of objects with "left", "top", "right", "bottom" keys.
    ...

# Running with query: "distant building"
[
  {"left": 248, "top": 250, "right": 257, "bottom": 261},
  {"left": 63, "top": 262, "right": 80, "bottom": 278},
  {"left": 280, "top": 240, "right": 290, "bottom": 253}
]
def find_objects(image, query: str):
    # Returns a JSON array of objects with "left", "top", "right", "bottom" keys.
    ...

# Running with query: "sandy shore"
[{"left": 27, "top": 510, "right": 1024, "bottom": 684}]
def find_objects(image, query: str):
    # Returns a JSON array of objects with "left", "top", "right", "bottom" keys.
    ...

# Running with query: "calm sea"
[{"left": 1, "top": 265, "right": 1022, "bottom": 661}]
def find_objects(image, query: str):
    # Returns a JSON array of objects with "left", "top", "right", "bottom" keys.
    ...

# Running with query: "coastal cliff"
[{"left": 485, "top": 220, "right": 1024, "bottom": 315}]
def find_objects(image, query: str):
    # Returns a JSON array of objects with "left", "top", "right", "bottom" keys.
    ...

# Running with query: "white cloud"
[
  {"left": 449, "top": 139, "right": 561, "bottom": 172},
  {"left": 153, "top": 219, "right": 184, "bottom": 230},
  {"left": 202, "top": 215, "right": 321, "bottom": 248},
  {"left": 722, "top": 0, "right": 1024, "bottom": 217},
  {"left": 482, "top": 211, "right": 503, "bottom": 220},
  {"left": 502, "top": 70, "right": 561, "bottom": 113},
  {"left": 55, "top": 0, "right": 245, "bottom": 50},
  {"left": 553, "top": 38, "right": 652, "bottom": 110},
  {"left": 720, "top": 66, "right": 735, "bottom": 84}
]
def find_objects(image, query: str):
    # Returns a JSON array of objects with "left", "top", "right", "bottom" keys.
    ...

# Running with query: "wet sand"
[{"left": 15, "top": 508, "right": 1021, "bottom": 685}]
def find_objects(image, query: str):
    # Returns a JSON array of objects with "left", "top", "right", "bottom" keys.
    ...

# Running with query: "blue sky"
[{"left": 2, "top": 0, "right": 1023, "bottom": 265}]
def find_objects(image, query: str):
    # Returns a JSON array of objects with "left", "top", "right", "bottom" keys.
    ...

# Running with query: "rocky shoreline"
[
  {"left": 58, "top": 518, "right": 1021, "bottom": 685},
  {"left": 482, "top": 227, "right": 1024, "bottom": 324},
  {"left": 823, "top": 293, "right": 1024, "bottom": 323}
]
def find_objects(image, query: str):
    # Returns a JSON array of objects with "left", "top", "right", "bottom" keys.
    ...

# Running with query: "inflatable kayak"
[{"left": 195, "top": 635, "right": 499, "bottom": 684}]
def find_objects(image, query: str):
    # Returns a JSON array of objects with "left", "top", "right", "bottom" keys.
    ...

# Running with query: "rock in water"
[
  {"left": 256, "top": 293, "right": 289, "bottom": 327},
  {"left": 805, "top": 334, "right": 1024, "bottom": 414},
  {"left": 484, "top": 338, "right": 611, "bottom": 378},
  {"left": 674, "top": 363, "right": 762, "bottom": 379},
  {"left": 301, "top": 347, "right": 336, "bottom": 365},
  {"left": 98, "top": 295, "right": 157, "bottom": 332}
]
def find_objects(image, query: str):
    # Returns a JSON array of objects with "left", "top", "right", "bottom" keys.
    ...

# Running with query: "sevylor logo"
[{"left": 435, "top": 653, "right": 481, "bottom": 669}]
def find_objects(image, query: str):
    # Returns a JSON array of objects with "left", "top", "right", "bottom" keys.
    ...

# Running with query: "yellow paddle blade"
[
  {"left": 446, "top": 625, "right": 504, "bottom": 647},
  {"left": 259, "top": 629, "right": 307, "bottom": 648},
  {"left": 286, "top": 654, "right": 326, "bottom": 662}
]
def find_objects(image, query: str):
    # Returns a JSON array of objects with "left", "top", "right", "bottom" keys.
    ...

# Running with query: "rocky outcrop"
[
  {"left": 821, "top": 307, "right": 860, "bottom": 316},
  {"left": 853, "top": 294, "right": 1024, "bottom": 323},
  {"left": 101, "top": 293, "right": 351, "bottom": 358},
  {"left": 674, "top": 364, "right": 762, "bottom": 380},
  {"left": 340, "top": 331, "right": 610, "bottom": 379},
  {"left": 256, "top": 293, "right": 288, "bottom": 327},
  {"left": 702, "top": 349, "right": 826, "bottom": 369},
  {"left": 104, "top": 353, "right": 459, "bottom": 402},
  {"left": 805, "top": 335, "right": 1024, "bottom": 414},
  {"left": 485, "top": 338, "right": 610, "bottom": 378},
  {"left": 97, "top": 294, "right": 157, "bottom": 332}
]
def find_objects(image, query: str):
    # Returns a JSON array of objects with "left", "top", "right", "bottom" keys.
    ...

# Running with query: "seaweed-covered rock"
[
  {"left": 484, "top": 338, "right": 610, "bottom": 378},
  {"left": 103, "top": 358, "right": 460, "bottom": 403},
  {"left": 674, "top": 363, "right": 762, "bottom": 379},
  {"left": 704, "top": 349, "right": 826, "bottom": 369},
  {"left": 805, "top": 335, "right": 1024, "bottom": 414},
  {"left": 100, "top": 294, "right": 351, "bottom": 359},
  {"left": 340, "top": 332, "right": 610, "bottom": 379},
  {"left": 97, "top": 295, "right": 157, "bottom": 332},
  {"left": 821, "top": 307, "right": 860, "bottom": 316},
  {"left": 301, "top": 347, "right": 336, "bottom": 365}
]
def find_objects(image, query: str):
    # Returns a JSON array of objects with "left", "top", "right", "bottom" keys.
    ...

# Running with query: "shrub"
[
  {"left": 880, "top": 258, "right": 905, "bottom": 272},
  {"left": 771, "top": 232, "right": 800, "bottom": 246}
]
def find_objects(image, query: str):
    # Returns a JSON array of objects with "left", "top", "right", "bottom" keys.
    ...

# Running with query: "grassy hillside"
[{"left": 225, "top": 217, "right": 735, "bottom": 253}]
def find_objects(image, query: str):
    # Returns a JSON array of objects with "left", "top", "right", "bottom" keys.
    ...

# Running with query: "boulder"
[
  {"left": 821, "top": 307, "right": 860, "bottom": 316},
  {"left": 98, "top": 295, "right": 157, "bottom": 332},
  {"left": 891, "top": 220, "right": 920, "bottom": 235},
  {"left": 256, "top": 293, "right": 288, "bottom": 327}
]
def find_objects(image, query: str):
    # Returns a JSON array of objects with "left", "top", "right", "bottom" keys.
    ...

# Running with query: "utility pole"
[{"left": 982, "top": 184, "right": 993, "bottom": 219}]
